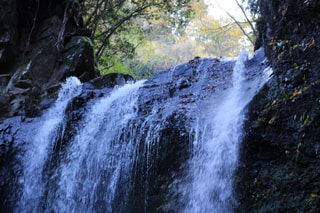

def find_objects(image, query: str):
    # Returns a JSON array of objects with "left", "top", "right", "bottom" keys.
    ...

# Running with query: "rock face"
[
  {"left": 1, "top": 0, "right": 320, "bottom": 212},
  {"left": 0, "top": 0, "right": 98, "bottom": 118},
  {"left": 0, "top": 52, "right": 270, "bottom": 212},
  {"left": 236, "top": 1, "right": 320, "bottom": 212}
]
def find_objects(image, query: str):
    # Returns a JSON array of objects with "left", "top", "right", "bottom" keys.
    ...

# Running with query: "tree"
[
  {"left": 127, "top": 12, "right": 250, "bottom": 78},
  {"left": 190, "top": 16, "right": 249, "bottom": 57},
  {"left": 245, "top": 0, "right": 262, "bottom": 18},
  {"left": 79, "top": 0, "right": 193, "bottom": 68},
  {"left": 83, "top": 0, "right": 255, "bottom": 78}
]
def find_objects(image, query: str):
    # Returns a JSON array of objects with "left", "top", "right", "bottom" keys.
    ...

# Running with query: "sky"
[{"left": 205, "top": 0, "right": 246, "bottom": 20}]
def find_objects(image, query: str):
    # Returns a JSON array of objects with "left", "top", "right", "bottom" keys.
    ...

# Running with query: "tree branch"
[
  {"left": 95, "top": 3, "right": 155, "bottom": 60},
  {"left": 234, "top": 0, "right": 257, "bottom": 37},
  {"left": 224, "top": 10, "right": 254, "bottom": 46}
]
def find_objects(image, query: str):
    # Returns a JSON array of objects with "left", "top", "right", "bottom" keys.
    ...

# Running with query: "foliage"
[
  {"left": 190, "top": 16, "right": 250, "bottom": 57},
  {"left": 79, "top": 0, "right": 257, "bottom": 78},
  {"left": 129, "top": 2, "right": 254, "bottom": 78},
  {"left": 98, "top": 55, "right": 138, "bottom": 78},
  {"left": 244, "top": 0, "right": 262, "bottom": 17},
  {"left": 80, "top": 0, "right": 193, "bottom": 65}
]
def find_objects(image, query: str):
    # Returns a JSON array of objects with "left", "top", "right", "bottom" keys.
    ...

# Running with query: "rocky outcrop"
[
  {"left": 0, "top": 51, "right": 270, "bottom": 212},
  {"left": 0, "top": 0, "right": 98, "bottom": 119},
  {"left": 236, "top": 0, "right": 320, "bottom": 212}
]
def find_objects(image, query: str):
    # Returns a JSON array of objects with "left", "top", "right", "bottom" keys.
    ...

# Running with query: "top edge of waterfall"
[{"left": 248, "top": 47, "right": 265, "bottom": 60}]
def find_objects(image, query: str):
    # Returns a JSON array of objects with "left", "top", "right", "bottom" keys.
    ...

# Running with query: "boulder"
[
  {"left": 89, "top": 73, "right": 134, "bottom": 89},
  {"left": 0, "top": 0, "right": 98, "bottom": 118},
  {"left": 62, "top": 36, "right": 98, "bottom": 82}
]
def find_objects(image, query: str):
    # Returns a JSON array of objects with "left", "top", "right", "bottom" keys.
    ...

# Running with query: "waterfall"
[
  {"left": 50, "top": 80, "right": 145, "bottom": 212},
  {"left": 183, "top": 50, "right": 270, "bottom": 212},
  {"left": 5, "top": 49, "right": 271, "bottom": 213},
  {"left": 16, "top": 77, "right": 82, "bottom": 212}
]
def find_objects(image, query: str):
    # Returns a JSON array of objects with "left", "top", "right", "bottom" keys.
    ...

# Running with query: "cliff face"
[
  {"left": 236, "top": 0, "right": 320, "bottom": 211},
  {"left": 2, "top": 0, "right": 320, "bottom": 212},
  {"left": 0, "top": 50, "right": 270, "bottom": 211},
  {"left": 0, "top": 0, "right": 98, "bottom": 118}
]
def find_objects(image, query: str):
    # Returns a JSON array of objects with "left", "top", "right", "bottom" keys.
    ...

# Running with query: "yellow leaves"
[
  {"left": 268, "top": 37, "right": 274, "bottom": 46},
  {"left": 293, "top": 63, "right": 300, "bottom": 69},
  {"left": 268, "top": 116, "right": 276, "bottom": 125},
  {"left": 290, "top": 90, "right": 299, "bottom": 99},
  {"left": 290, "top": 87, "right": 307, "bottom": 101},
  {"left": 300, "top": 38, "right": 316, "bottom": 51},
  {"left": 311, "top": 194, "right": 319, "bottom": 198},
  {"left": 299, "top": 112, "right": 312, "bottom": 128},
  {"left": 303, "top": 119, "right": 312, "bottom": 126},
  {"left": 308, "top": 193, "right": 319, "bottom": 202},
  {"left": 292, "top": 44, "right": 299, "bottom": 49}
]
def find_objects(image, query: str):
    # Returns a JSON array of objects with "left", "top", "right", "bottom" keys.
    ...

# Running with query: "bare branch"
[
  {"left": 224, "top": 10, "right": 254, "bottom": 45},
  {"left": 95, "top": 3, "right": 155, "bottom": 60},
  {"left": 234, "top": 0, "right": 257, "bottom": 37}
]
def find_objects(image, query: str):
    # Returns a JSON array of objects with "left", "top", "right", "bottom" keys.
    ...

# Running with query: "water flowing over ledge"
[
  {"left": 1, "top": 49, "right": 271, "bottom": 212},
  {"left": 16, "top": 77, "right": 82, "bottom": 212},
  {"left": 182, "top": 50, "right": 271, "bottom": 212}
]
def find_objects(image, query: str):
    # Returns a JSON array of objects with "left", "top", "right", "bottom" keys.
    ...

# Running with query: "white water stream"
[
  {"left": 52, "top": 80, "right": 145, "bottom": 212},
  {"left": 184, "top": 50, "right": 270, "bottom": 212},
  {"left": 12, "top": 49, "right": 271, "bottom": 213},
  {"left": 17, "top": 77, "right": 82, "bottom": 212}
]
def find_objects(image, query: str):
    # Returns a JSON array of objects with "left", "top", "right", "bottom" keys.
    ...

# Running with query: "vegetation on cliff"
[{"left": 236, "top": 0, "right": 320, "bottom": 212}]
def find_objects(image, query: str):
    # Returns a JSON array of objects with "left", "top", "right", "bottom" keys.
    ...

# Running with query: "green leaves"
[{"left": 80, "top": 0, "right": 194, "bottom": 76}]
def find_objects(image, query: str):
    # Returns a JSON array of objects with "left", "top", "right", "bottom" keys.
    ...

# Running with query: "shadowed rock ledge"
[{"left": 0, "top": 0, "right": 98, "bottom": 118}]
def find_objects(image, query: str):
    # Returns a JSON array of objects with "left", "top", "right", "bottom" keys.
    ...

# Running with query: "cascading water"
[
  {"left": 16, "top": 77, "right": 82, "bottom": 212},
  {"left": 49, "top": 80, "right": 144, "bottom": 212},
  {"left": 4, "top": 49, "right": 272, "bottom": 213},
  {"left": 14, "top": 79, "right": 145, "bottom": 213},
  {"left": 183, "top": 50, "right": 270, "bottom": 212}
]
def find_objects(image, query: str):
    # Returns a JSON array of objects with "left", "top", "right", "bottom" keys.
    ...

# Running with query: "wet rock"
[
  {"left": 35, "top": 16, "right": 62, "bottom": 46},
  {"left": 0, "top": 48, "right": 270, "bottom": 211},
  {"left": 63, "top": 36, "right": 98, "bottom": 82},
  {"left": 0, "top": 0, "right": 19, "bottom": 69},
  {"left": 0, "top": 94, "right": 9, "bottom": 114},
  {"left": 89, "top": 73, "right": 134, "bottom": 89},
  {"left": 0, "top": 0, "right": 98, "bottom": 118},
  {"left": 236, "top": 0, "right": 320, "bottom": 212}
]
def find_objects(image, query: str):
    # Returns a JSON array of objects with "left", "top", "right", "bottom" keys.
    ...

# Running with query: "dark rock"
[
  {"left": 62, "top": 36, "right": 98, "bottom": 81},
  {"left": 235, "top": 1, "right": 320, "bottom": 212},
  {"left": 0, "top": 49, "right": 269, "bottom": 211},
  {"left": 0, "top": 94, "right": 9, "bottom": 114},
  {"left": 0, "top": 0, "right": 98, "bottom": 118},
  {"left": 35, "top": 16, "right": 62, "bottom": 46},
  {"left": 89, "top": 73, "right": 134, "bottom": 89},
  {"left": 6, "top": 45, "right": 58, "bottom": 90}
]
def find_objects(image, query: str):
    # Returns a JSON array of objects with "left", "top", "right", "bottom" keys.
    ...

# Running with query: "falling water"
[
  {"left": 16, "top": 77, "right": 82, "bottom": 212},
  {"left": 7, "top": 49, "right": 271, "bottom": 213},
  {"left": 184, "top": 50, "right": 270, "bottom": 212},
  {"left": 50, "top": 80, "right": 145, "bottom": 212}
]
